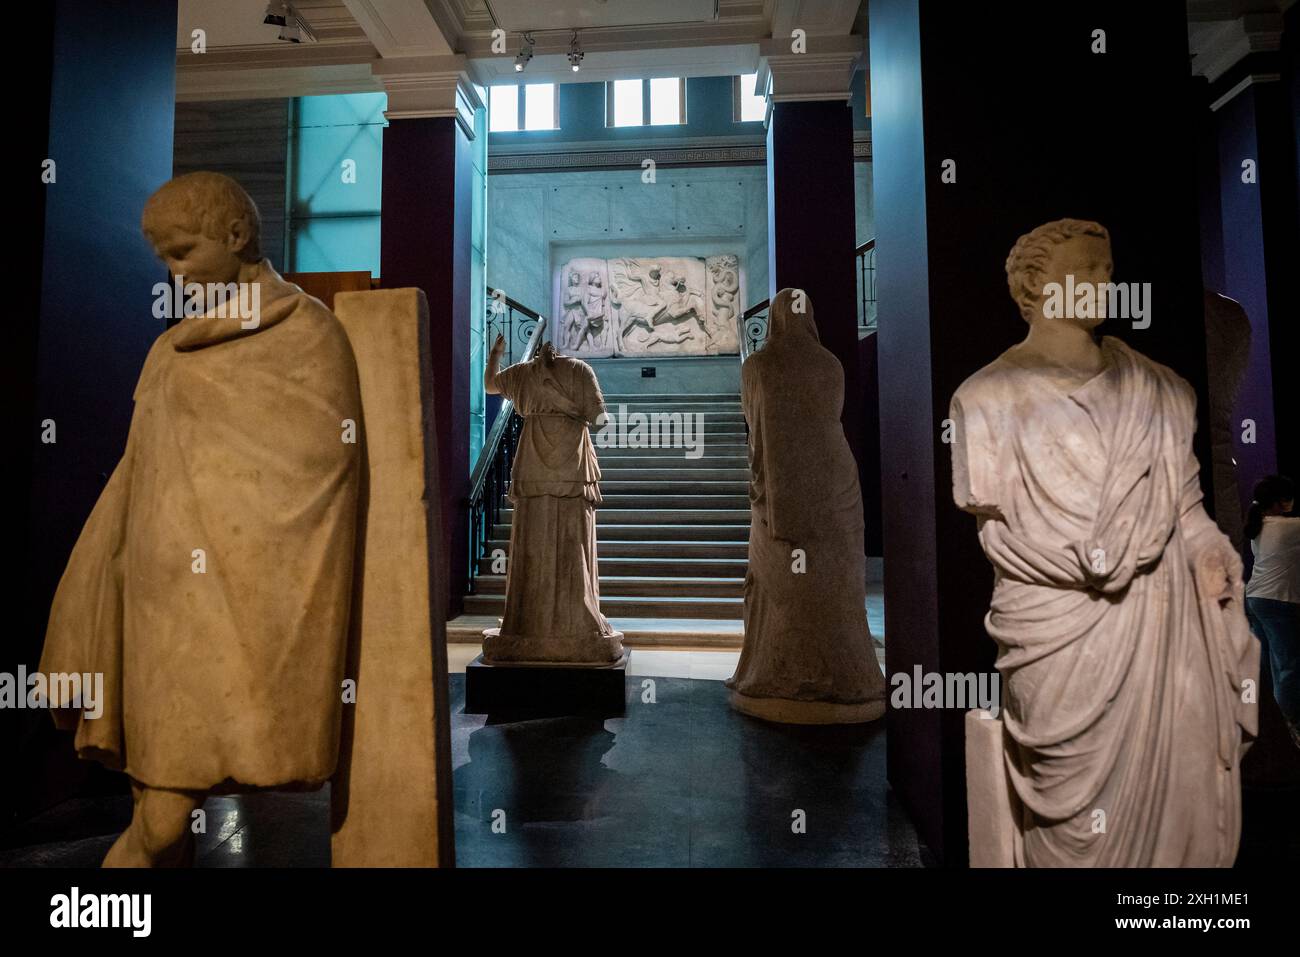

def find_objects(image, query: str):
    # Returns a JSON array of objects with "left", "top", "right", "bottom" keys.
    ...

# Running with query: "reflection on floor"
[{"left": 0, "top": 666, "right": 914, "bottom": 868}]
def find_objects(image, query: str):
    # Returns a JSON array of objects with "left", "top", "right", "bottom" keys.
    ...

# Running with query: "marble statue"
[
  {"left": 555, "top": 257, "right": 613, "bottom": 358},
  {"left": 40, "top": 172, "right": 362, "bottom": 866},
  {"left": 726, "top": 288, "right": 887, "bottom": 724},
  {"left": 951, "top": 218, "right": 1258, "bottom": 866},
  {"left": 555, "top": 254, "right": 741, "bottom": 357},
  {"left": 482, "top": 323, "right": 624, "bottom": 664}
]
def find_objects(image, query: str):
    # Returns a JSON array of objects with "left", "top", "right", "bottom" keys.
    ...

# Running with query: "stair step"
[
  {"left": 598, "top": 494, "right": 751, "bottom": 509},
  {"left": 482, "top": 539, "right": 749, "bottom": 559},
  {"left": 602, "top": 393, "right": 741, "bottom": 403},
  {"left": 473, "top": 574, "right": 744, "bottom": 598},
  {"left": 596, "top": 444, "right": 749, "bottom": 456},
  {"left": 499, "top": 508, "right": 750, "bottom": 525},
  {"left": 595, "top": 456, "right": 748, "bottom": 469},
  {"left": 463, "top": 593, "right": 744, "bottom": 620},
  {"left": 599, "top": 467, "right": 749, "bottom": 481},
  {"left": 491, "top": 523, "right": 749, "bottom": 541},
  {"left": 599, "top": 480, "right": 749, "bottom": 494},
  {"left": 476, "top": 555, "right": 749, "bottom": 577}
]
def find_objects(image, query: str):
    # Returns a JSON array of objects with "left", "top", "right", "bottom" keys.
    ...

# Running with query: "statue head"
[
  {"left": 769, "top": 287, "right": 818, "bottom": 342},
  {"left": 142, "top": 172, "right": 262, "bottom": 286},
  {"left": 587, "top": 272, "right": 602, "bottom": 289},
  {"left": 1006, "top": 218, "right": 1112, "bottom": 327},
  {"left": 568, "top": 270, "right": 581, "bottom": 286}
]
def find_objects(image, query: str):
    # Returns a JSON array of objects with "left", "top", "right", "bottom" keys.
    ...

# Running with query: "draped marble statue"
[
  {"left": 482, "top": 327, "right": 624, "bottom": 664},
  {"left": 40, "top": 172, "right": 362, "bottom": 866},
  {"left": 726, "top": 288, "right": 887, "bottom": 724},
  {"left": 951, "top": 218, "right": 1258, "bottom": 866}
]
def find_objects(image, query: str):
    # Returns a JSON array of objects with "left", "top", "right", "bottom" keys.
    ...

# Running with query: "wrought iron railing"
[
  {"left": 738, "top": 238, "right": 876, "bottom": 358},
  {"left": 467, "top": 293, "right": 546, "bottom": 594}
]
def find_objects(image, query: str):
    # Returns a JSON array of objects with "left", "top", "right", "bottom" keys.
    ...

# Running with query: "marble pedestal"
[
  {"left": 728, "top": 691, "right": 886, "bottom": 725},
  {"left": 465, "top": 640, "right": 628, "bottom": 717}
]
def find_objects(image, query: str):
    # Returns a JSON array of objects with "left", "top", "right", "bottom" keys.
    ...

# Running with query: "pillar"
[
  {"left": 377, "top": 58, "right": 482, "bottom": 617},
  {"left": 763, "top": 36, "right": 867, "bottom": 468},
  {"left": 16, "top": 0, "right": 177, "bottom": 826}
]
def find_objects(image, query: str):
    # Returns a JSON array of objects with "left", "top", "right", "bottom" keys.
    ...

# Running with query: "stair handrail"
[
  {"left": 738, "top": 237, "right": 876, "bottom": 358},
  {"left": 467, "top": 300, "right": 547, "bottom": 593}
]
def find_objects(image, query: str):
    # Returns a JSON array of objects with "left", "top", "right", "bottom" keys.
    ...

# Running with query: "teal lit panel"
[
  {"left": 289, "top": 216, "right": 381, "bottom": 275},
  {"left": 292, "top": 122, "right": 383, "bottom": 217},
  {"left": 296, "top": 92, "right": 387, "bottom": 129}
]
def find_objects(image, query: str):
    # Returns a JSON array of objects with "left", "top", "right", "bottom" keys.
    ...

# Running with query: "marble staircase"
[{"left": 458, "top": 392, "right": 751, "bottom": 641}]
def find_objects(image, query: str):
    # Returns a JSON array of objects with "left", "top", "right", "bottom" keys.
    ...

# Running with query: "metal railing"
[
  {"left": 738, "top": 238, "right": 876, "bottom": 358},
  {"left": 467, "top": 293, "right": 546, "bottom": 594}
]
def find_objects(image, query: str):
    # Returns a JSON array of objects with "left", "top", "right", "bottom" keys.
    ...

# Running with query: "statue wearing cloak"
[
  {"left": 951, "top": 335, "right": 1258, "bottom": 866},
  {"left": 40, "top": 262, "right": 361, "bottom": 792}
]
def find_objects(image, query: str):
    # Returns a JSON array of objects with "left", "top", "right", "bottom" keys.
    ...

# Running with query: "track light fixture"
[
  {"left": 263, "top": 2, "right": 317, "bottom": 43},
  {"left": 514, "top": 33, "right": 535, "bottom": 72},
  {"left": 568, "top": 30, "right": 584, "bottom": 72}
]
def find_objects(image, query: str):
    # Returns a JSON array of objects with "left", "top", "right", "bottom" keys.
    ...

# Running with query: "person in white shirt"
[{"left": 1245, "top": 474, "right": 1299, "bottom": 746}]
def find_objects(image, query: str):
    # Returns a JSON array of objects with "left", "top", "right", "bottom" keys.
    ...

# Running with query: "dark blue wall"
[{"left": 18, "top": 0, "right": 177, "bottom": 822}]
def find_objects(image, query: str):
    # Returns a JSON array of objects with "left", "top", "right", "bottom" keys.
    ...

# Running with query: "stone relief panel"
[
  {"left": 554, "top": 254, "right": 742, "bottom": 357},
  {"left": 553, "top": 258, "right": 614, "bottom": 358}
]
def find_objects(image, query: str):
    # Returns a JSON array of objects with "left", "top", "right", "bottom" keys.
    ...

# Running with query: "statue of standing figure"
[
  {"left": 39, "top": 172, "right": 362, "bottom": 866},
  {"left": 726, "top": 288, "right": 887, "bottom": 723},
  {"left": 950, "top": 218, "right": 1258, "bottom": 866},
  {"left": 482, "top": 325, "right": 624, "bottom": 664}
]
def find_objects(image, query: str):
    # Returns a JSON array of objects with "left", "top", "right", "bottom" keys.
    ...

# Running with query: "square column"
[
  {"left": 763, "top": 37, "right": 867, "bottom": 468},
  {"left": 377, "top": 59, "right": 482, "bottom": 615}
]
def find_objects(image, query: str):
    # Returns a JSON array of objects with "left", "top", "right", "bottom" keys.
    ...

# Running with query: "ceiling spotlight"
[
  {"left": 514, "top": 33, "right": 535, "bottom": 72},
  {"left": 568, "top": 31, "right": 584, "bottom": 72},
  {"left": 265, "top": 2, "right": 317, "bottom": 43}
]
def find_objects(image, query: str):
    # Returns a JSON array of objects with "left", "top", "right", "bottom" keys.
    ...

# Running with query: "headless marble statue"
[
  {"left": 726, "top": 288, "right": 887, "bottom": 724},
  {"left": 482, "top": 329, "right": 624, "bottom": 664},
  {"left": 40, "top": 172, "right": 361, "bottom": 866},
  {"left": 951, "top": 218, "right": 1258, "bottom": 866}
]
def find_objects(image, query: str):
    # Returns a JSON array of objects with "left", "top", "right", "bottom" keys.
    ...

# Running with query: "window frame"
[
  {"left": 605, "top": 77, "right": 687, "bottom": 128},
  {"left": 732, "top": 73, "right": 767, "bottom": 123},
  {"left": 490, "top": 82, "right": 560, "bottom": 133}
]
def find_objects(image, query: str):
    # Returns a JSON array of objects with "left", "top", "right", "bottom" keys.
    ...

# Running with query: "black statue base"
[{"left": 463, "top": 652, "right": 630, "bottom": 717}]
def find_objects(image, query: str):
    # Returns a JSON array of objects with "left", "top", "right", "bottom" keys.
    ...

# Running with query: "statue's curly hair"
[
  {"left": 141, "top": 171, "right": 262, "bottom": 263},
  {"left": 1005, "top": 218, "right": 1109, "bottom": 322}
]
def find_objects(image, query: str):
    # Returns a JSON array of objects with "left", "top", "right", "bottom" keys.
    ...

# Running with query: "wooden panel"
[{"left": 283, "top": 270, "right": 373, "bottom": 310}]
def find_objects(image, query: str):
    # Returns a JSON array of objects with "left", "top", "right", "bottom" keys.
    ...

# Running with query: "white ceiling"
[{"left": 482, "top": 0, "right": 719, "bottom": 32}]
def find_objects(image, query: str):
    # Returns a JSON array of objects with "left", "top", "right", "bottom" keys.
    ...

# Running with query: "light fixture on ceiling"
[
  {"left": 264, "top": 1, "right": 317, "bottom": 43},
  {"left": 568, "top": 30, "right": 584, "bottom": 72},
  {"left": 514, "top": 33, "right": 535, "bottom": 72}
]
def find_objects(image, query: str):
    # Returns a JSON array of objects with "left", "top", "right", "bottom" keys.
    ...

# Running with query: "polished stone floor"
[{"left": 0, "top": 669, "right": 920, "bottom": 868}]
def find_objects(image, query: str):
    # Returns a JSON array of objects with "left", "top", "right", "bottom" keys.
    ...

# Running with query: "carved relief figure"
[
  {"left": 556, "top": 254, "right": 742, "bottom": 357},
  {"left": 554, "top": 258, "right": 613, "bottom": 358},
  {"left": 708, "top": 254, "right": 740, "bottom": 327},
  {"left": 561, "top": 269, "right": 585, "bottom": 350},
  {"left": 950, "top": 218, "right": 1258, "bottom": 866}
]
